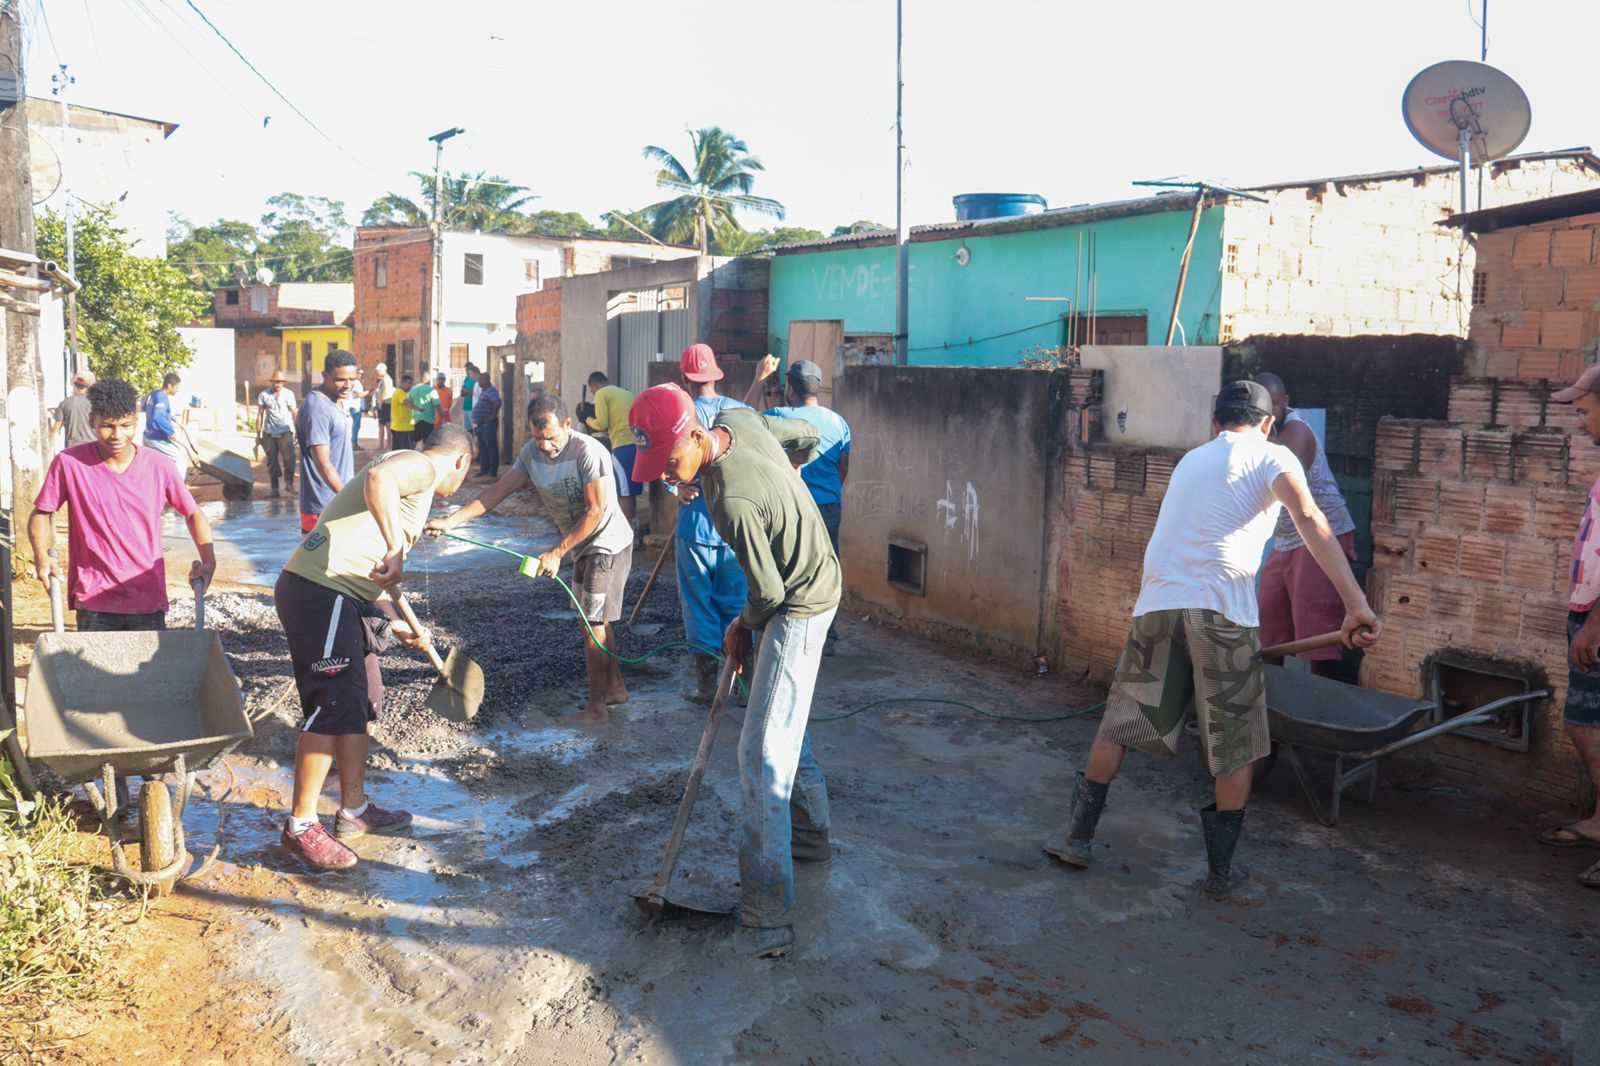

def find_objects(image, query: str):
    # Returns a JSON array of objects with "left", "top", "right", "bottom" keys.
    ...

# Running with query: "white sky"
[{"left": 18, "top": 0, "right": 1600, "bottom": 236}]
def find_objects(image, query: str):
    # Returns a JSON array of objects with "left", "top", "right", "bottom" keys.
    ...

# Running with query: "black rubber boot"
[
  {"left": 1043, "top": 774, "right": 1108, "bottom": 868},
  {"left": 1200, "top": 804, "right": 1249, "bottom": 897},
  {"left": 791, "top": 803, "right": 832, "bottom": 863},
  {"left": 683, "top": 653, "right": 717, "bottom": 704}
]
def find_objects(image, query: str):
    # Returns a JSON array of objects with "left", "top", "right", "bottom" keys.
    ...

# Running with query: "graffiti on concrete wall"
[
  {"left": 935, "top": 479, "right": 981, "bottom": 561},
  {"left": 812, "top": 263, "right": 889, "bottom": 304}
]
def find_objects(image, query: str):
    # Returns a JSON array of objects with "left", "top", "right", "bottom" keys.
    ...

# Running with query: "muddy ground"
[{"left": 18, "top": 495, "right": 1600, "bottom": 1064}]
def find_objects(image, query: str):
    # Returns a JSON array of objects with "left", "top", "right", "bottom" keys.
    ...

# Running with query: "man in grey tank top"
[{"left": 1256, "top": 373, "right": 1358, "bottom": 678}]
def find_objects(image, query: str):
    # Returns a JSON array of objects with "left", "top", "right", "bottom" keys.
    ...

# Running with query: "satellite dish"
[
  {"left": 254, "top": 266, "right": 275, "bottom": 286},
  {"left": 1402, "top": 60, "right": 1531, "bottom": 164}
]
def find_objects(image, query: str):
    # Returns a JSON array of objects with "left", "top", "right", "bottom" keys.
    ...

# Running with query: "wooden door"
[{"left": 785, "top": 319, "right": 844, "bottom": 406}]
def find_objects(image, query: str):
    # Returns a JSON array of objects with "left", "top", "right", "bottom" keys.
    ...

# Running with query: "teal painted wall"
[{"left": 767, "top": 206, "right": 1227, "bottom": 365}]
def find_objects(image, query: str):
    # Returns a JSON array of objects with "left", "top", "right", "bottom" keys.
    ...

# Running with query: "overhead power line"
[{"left": 181, "top": 0, "right": 334, "bottom": 142}]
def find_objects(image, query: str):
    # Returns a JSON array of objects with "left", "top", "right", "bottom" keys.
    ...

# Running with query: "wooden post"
[
  {"left": 1164, "top": 192, "right": 1206, "bottom": 346},
  {"left": 0, "top": 6, "right": 51, "bottom": 572}
]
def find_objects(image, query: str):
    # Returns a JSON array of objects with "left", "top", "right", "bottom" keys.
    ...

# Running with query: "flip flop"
[
  {"left": 1579, "top": 859, "right": 1600, "bottom": 890},
  {"left": 1537, "top": 823, "right": 1600, "bottom": 850}
]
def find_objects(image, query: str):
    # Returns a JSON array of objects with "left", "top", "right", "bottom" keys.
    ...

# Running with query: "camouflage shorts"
[{"left": 1095, "top": 608, "right": 1271, "bottom": 777}]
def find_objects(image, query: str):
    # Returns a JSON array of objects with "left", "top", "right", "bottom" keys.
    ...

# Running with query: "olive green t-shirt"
[
  {"left": 703, "top": 406, "right": 841, "bottom": 628},
  {"left": 283, "top": 453, "right": 436, "bottom": 603}
]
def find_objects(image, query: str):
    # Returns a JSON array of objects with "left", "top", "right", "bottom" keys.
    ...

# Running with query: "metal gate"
[{"left": 614, "top": 287, "right": 691, "bottom": 393}]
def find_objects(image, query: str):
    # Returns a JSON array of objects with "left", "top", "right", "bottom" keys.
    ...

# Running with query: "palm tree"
[
  {"left": 360, "top": 171, "right": 538, "bottom": 232},
  {"left": 641, "top": 128, "right": 784, "bottom": 254}
]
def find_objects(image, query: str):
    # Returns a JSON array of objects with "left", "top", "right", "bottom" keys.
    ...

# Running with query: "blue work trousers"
[
  {"left": 676, "top": 538, "right": 747, "bottom": 654},
  {"left": 738, "top": 607, "right": 836, "bottom": 928}
]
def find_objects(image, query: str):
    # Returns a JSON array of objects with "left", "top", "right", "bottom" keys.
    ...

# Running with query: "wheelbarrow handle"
[
  {"left": 1259, "top": 627, "right": 1373, "bottom": 659},
  {"left": 48, "top": 573, "right": 64, "bottom": 634},
  {"left": 192, "top": 578, "right": 205, "bottom": 631}
]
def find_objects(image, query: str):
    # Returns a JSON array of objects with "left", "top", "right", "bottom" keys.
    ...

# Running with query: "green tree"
[
  {"left": 642, "top": 128, "right": 784, "bottom": 254},
  {"left": 166, "top": 215, "right": 262, "bottom": 289},
  {"left": 831, "top": 220, "right": 891, "bottom": 237},
  {"left": 715, "top": 225, "right": 825, "bottom": 254},
  {"left": 360, "top": 171, "right": 538, "bottom": 233},
  {"left": 258, "top": 193, "right": 352, "bottom": 282},
  {"left": 511, "top": 210, "right": 600, "bottom": 238},
  {"left": 39, "top": 208, "right": 209, "bottom": 392}
]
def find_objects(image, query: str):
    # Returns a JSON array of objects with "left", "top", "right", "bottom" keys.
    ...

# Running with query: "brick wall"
[
  {"left": 232, "top": 328, "right": 279, "bottom": 397},
  {"left": 1467, "top": 214, "right": 1600, "bottom": 381},
  {"left": 1361, "top": 394, "right": 1591, "bottom": 807},
  {"left": 517, "top": 280, "right": 562, "bottom": 336},
  {"left": 353, "top": 227, "right": 431, "bottom": 377}
]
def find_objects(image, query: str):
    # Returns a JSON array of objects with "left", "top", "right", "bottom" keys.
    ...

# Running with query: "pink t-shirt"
[
  {"left": 34, "top": 442, "right": 198, "bottom": 614},
  {"left": 1571, "top": 477, "right": 1600, "bottom": 612}
]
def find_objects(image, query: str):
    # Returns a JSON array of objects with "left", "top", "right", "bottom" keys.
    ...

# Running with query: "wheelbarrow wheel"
[{"left": 139, "top": 782, "right": 181, "bottom": 897}]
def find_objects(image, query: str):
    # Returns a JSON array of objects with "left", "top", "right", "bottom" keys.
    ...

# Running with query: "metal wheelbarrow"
[
  {"left": 1263, "top": 665, "right": 1548, "bottom": 826},
  {"left": 18, "top": 578, "right": 252, "bottom": 894}
]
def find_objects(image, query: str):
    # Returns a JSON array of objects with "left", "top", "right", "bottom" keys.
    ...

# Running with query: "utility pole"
[
  {"left": 893, "top": 0, "right": 909, "bottom": 366},
  {"left": 51, "top": 63, "right": 77, "bottom": 375},
  {"left": 0, "top": 5, "right": 50, "bottom": 548},
  {"left": 427, "top": 127, "right": 464, "bottom": 378}
]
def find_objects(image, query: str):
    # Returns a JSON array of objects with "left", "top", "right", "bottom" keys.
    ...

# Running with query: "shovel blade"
[
  {"left": 631, "top": 882, "right": 738, "bottom": 921},
  {"left": 425, "top": 647, "right": 485, "bottom": 722}
]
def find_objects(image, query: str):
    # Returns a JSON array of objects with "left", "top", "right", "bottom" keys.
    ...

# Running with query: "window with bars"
[
  {"left": 523, "top": 258, "right": 540, "bottom": 286},
  {"left": 1472, "top": 270, "right": 1488, "bottom": 305},
  {"left": 1225, "top": 243, "right": 1240, "bottom": 275},
  {"left": 449, "top": 343, "right": 469, "bottom": 369},
  {"left": 400, "top": 340, "right": 416, "bottom": 380},
  {"left": 225, "top": 289, "right": 240, "bottom": 305},
  {"left": 464, "top": 253, "right": 484, "bottom": 286}
]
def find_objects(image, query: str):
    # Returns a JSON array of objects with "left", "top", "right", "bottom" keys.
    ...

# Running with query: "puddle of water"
[{"left": 165, "top": 500, "right": 557, "bottom": 588}]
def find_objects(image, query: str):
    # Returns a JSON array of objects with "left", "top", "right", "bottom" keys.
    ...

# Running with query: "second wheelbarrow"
[{"left": 19, "top": 578, "right": 252, "bottom": 894}]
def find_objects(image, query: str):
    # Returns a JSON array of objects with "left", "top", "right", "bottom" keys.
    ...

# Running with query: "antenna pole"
[
  {"left": 1459, "top": 127, "right": 1472, "bottom": 217},
  {"left": 1480, "top": 0, "right": 1487, "bottom": 61},
  {"left": 893, "top": 0, "right": 908, "bottom": 366}
]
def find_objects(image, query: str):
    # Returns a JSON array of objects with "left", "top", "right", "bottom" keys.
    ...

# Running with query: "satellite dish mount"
[{"left": 1401, "top": 60, "right": 1531, "bottom": 215}]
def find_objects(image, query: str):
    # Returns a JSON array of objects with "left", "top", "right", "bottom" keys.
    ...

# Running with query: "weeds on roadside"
[{"left": 0, "top": 730, "right": 110, "bottom": 1006}]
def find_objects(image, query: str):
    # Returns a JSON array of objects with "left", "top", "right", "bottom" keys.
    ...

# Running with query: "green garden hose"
[{"left": 437, "top": 530, "right": 1102, "bottom": 726}]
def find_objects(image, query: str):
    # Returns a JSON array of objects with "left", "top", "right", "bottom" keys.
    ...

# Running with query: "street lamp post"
[{"left": 427, "top": 127, "right": 465, "bottom": 378}]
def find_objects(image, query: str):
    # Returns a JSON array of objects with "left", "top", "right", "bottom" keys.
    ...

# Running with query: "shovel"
[
  {"left": 633, "top": 656, "right": 741, "bottom": 922},
  {"left": 392, "top": 591, "right": 484, "bottom": 723}
]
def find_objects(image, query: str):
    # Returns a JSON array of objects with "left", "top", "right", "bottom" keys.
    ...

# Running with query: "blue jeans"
[
  {"left": 350, "top": 409, "right": 362, "bottom": 447},
  {"left": 738, "top": 606, "right": 837, "bottom": 928},
  {"left": 816, "top": 502, "right": 841, "bottom": 554},
  {"left": 463, "top": 405, "right": 474, "bottom": 433},
  {"left": 676, "top": 539, "right": 747, "bottom": 653}
]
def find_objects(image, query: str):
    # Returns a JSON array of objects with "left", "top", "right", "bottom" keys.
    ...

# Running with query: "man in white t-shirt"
[{"left": 1046, "top": 380, "right": 1381, "bottom": 896}]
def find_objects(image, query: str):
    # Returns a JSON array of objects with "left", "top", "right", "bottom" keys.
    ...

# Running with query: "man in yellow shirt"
[
  {"left": 584, "top": 371, "right": 640, "bottom": 529},
  {"left": 390, "top": 374, "right": 416, "bottom": 450}
]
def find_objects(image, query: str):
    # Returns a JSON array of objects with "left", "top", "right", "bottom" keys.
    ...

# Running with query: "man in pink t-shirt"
[{"left": 28, "top": 378, "right": 216, "bottom": 630}]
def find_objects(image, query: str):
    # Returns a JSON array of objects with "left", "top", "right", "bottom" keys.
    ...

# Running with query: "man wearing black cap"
[{"left": 1045, "top": 380, "right": 1380, "bottom": 896}]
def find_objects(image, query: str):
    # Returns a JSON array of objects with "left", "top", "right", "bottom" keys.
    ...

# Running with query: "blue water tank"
[{"left": 952, "top": 193, "right": 1049, "bottom": 221}]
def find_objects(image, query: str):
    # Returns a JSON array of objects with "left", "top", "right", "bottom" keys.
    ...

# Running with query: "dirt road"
[{"left": 26, "top": 496, "right": 1600, "bottom": 1063}]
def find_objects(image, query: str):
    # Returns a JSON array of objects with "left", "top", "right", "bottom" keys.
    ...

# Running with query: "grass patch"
[{"left": 0, "top": 731, "right": 113, "bottom": 1008}]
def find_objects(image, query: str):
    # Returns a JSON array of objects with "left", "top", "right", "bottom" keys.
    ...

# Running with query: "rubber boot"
[
  {"left": 791, "top": 804, "right": 832, "bottom": 863},
  {"left": 1199, "top": 804, "right": 1250, "bottom": 897},
  {"left": 1043, "top": 773, "right": 1108, "bottom": 868},
  {"left": 738, "top": 923, "right": 795, "bottom": 959},
  {"left": 683, "top": 652, "right": 717, "bottom": 704}
]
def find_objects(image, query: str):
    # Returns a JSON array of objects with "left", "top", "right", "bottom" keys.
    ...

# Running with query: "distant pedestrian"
[
  {"left": 675, "top": 344, "right": 750, "bottom": 701},
  {"left": 1256, "top": 372, "right": 1358, "bottom": 678},
  {"left": 435, "top": 372, "right": 454, "bottom": 426},
  {"left": 583, "top": 371, "right": 641, "bottom": 535},
  {"left": 52, "top": 369, "right": 96, "bottom": 449},
  {"left": 373, "top": 362, "right": 395, "bottom": 450},
  {"left": 461, "top": 363, "right": 478, "bottom": 433},
  {"left": 471, "top": 377, "right": 502, "bottom": 479},
  {"left": 408, "top": 367, "right": 440, "bottom": 444},
  {"left": 296, "top": 350, "right": 358, "bottom": 534},
  {"left": 390, "top": 374, "right": 416, "bottom": 450},
  {"left": 344, "top": 377, "right": 367, "bottom": 449},
  {"left": 255, "top": 370, "right": 298, "bottom": 498},
  {"left": 429, "top": 395, "right": 634, "bottom": 721},
  {"left": 141, "top": 371, "right": 187, "bottom": 478},
  {"left": 747, "top": 356, "right": 851, "bottom": 649}
]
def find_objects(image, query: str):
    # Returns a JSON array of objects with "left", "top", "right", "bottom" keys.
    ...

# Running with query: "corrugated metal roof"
[
  {"left": 1440, "top": 187, "right": 1600, "bottom": 233},
  {"left": 1241, "top": 148, "right": 1600, "bottom": 192}
]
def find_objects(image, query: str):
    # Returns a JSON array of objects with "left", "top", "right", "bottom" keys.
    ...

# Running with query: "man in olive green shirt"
[{"left": 629, "top": 384, "right": 841, "bottom": 959}]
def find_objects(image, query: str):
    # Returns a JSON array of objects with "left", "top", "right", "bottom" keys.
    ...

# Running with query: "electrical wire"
[
  {"left": 180, "top": 0, "right": 334, "bottom": 142},
  {"left": 908, "top": 315, "right": 1067, "bottom": 354},
  {"left": 437, "top": 531, "right": 1103, "bottom": 727}
]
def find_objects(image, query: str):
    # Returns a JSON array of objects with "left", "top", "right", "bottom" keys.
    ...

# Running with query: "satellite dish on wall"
[
  {"left": 1402, "top": 60, "right": 1531, "bottom": 163},
  {"left": 255, "top": 266, "right": 275, "bottom": 286}
]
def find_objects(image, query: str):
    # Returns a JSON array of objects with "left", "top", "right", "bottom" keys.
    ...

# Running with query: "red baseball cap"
[
  {"left": 680, "top": 343, "right": 724, "bottom": 383},
  {"left": 628, "top": 383, "right": 696, "bottom": 483}
]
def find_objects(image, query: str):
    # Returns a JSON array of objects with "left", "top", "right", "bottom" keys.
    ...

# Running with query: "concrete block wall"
[
  {"left": 1466, "top": 215, "right": 1600, "bottom": 382},
  {"left": 1219, "top": 160, "right": 1600, "bottom": 343},
  {"left": 517, "top": 280, "right": 562, "bottom": 337},
  {"left": 1361, "top": 396, "right": 1591, "bottom": 808}
]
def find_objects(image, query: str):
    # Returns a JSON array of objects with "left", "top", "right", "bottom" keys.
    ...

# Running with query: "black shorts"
[
  {"left": 573, "top": 546, "right": 633, "bottom": 623},
  {"left": 274, "top": 570, "right": 393, "bottom": 736},
  {"left": 377, "top": 404, "right": 391, "bottom": 424}
]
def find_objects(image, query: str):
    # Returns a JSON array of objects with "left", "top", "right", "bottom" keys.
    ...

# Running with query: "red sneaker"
[
  {"left": 282, "top": 822, "right": 357, "bottom": 870},
  {"left": 335, "top": 801, "right": 413, "bottom": 840}
]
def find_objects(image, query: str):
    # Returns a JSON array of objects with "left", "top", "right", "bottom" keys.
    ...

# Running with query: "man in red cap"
[
  {"left": 629, "top": 383, "right": 839, "bottom": 958},
  {"left": 673, "top": 344, "right": 751, "bottom": 701},
  {"left": 1543, "top": 365, "right": 1600, "bottom": 889}
]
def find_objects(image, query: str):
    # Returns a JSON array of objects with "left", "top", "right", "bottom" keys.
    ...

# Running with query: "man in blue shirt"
[
  {"left": 296, "top": 350, "right": 358, "bottom": 534},
  {"left": 675, "top": 344, "right": 749, "bottom": 701},
  {"left": 142, "top": 372, "right": 187, "bottom": 477},
  {"left": 747, "top": 357, "right": 850, "bottom": 648}
]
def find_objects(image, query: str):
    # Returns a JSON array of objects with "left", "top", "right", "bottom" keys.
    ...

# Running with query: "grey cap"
[{"left": 788, "top": 359, "right": 823, "bottom": 385}]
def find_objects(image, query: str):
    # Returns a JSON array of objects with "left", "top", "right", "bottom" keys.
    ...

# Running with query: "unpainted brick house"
[{"left": 212, "top": 282, "right": 354, "bottom": 399}]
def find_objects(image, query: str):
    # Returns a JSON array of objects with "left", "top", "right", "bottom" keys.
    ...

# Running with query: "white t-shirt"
[{"left": 1133, "top": 430, "right": 1299, "bottom": 627}]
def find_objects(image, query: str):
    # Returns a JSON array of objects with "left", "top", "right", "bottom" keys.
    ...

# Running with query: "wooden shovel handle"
[
  {"left": 645, "top": 657, "right": 739, "bottom": 899},
  {"left": 392, "top": 592, "right": 449, "bottom": 675},
  {"left": 1259, "top": 627, "right": 1372, "bottom": 659}
]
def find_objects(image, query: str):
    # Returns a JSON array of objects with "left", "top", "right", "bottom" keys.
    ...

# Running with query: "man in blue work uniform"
[
  {"left": 676, "top": 344, "right": 749, "bottom": 701},
  {"left": 747, "top": 356, "right": 851, "bottom": 649},
  {"left": 142, "top": 372, "right": 187, "bottom": 477}
]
